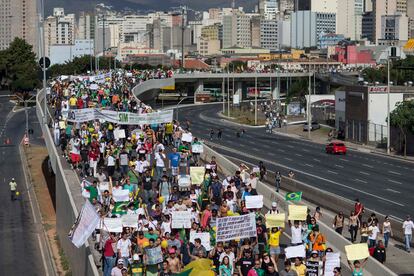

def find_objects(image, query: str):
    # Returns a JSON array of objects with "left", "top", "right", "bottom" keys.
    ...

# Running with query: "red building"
[{"left": 333, "top": 45, "right": 375, "bottom": 65}]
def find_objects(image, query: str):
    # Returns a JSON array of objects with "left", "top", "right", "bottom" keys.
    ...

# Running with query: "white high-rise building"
[
  {"left": 381, "top": 13, "right": 408, "bottom": 40},
  {"left": 263, "top": 0, "right": 279, "bottom": 20},
  {"left": 310, "top": 0, "right": 338, "bottom": 13},
  {"left": 337, "top": 0, "right": 357, "bottom": 40},
  {"left": 0, "top": 0, "right": 38, "bottom": 53},
  {"left": 44, "top": 8, "right": 76, "bottom": 57},
  {"left": 222, "top": 10, "right": 251, "bottom": 48},
  {"left": 77, "top": 12, "right": 95, "bottom": 40}
]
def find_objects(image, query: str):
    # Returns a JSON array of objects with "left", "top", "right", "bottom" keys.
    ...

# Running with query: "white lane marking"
[
  {"left": 360, "top": 171, "right": 370, "bottom": 176},
  {"left": 313, "top": 158, "right": 321, "bottom": 162},
  {"left": 303, "top": 149, "right": 310, "bottom": 152},
  {"left": 388, "top": 179, "right": 402, "bottom": 185},
  {"left": 362, "top": 164, "right": 374, "bottom": 168},
  {"left": 252, "top": 148, "right": 259, "bottom": 152},
  {"left": 390, "top": 215, "right": 404, "bottom": 222},
  {"left": 278, "top": 149, "right": 286, "bottom": 153},
  {"left": 353, "top": 178, "right": 367, "bottom": 184},
  {"left": 327, "top": 170, "right": 338, "bottom": 174},
  {"left": 339, "top": 158, "right": 349, "bottom": 162},
  {"left": 268, "top": 152, "right": 277, "bottom": 156},
  {"left": 209, "top": 142, "right": 405, "bottom": 207},
  {"left": 386, "top": 188, "right": 401, "bottom": 194},
  {"left": 335, "top": 164, "right": 344, "bottom": 168},
  {"left": 295, "top": 153, "right": 303, "bottom": 157},
  {"left": 388, "top": 171, "right": 401, "bottom": 175},
  {"left": 304, "top": 163, "right": 314, "bottom": 167},
  {"left": 287, "top": 145, "right": 294, "bottom": 148},
  {"left": 284, "top": 157, "right": 293, "bottom": 161}
]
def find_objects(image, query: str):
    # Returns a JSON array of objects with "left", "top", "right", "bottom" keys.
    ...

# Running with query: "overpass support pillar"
[
  {"left": 195, "top": 80, "right": 204, "bottom": 103},
  {"left": 235, "top": 81, "right": 243, "bottom": 103},
  {"left": 272, "top": 81, "right": 279, "bottom": 101}
]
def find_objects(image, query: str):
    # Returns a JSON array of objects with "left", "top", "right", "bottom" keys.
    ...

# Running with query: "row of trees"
[
  {"left": 362, "top": 56, "right": 414, "bottom": 85},
  {"left": 0, "top": 38, "right": 39, "bottom": 92}
]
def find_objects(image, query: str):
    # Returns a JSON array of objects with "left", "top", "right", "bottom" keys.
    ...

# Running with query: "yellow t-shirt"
[
  {"left": 268, "top": 231, "right": 281, "bottom": 247},
  {"left": 291, "top": 264, "right": 306, "bottom": 276},
  {"left": 69, "top": 97, "right": 77, "bottom": 106}
]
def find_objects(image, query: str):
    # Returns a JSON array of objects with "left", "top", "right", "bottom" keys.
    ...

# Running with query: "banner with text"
[
  {"left": 68, "top": 200, "right": 101, "bottom": 248},
  {"left": 245, "top": 195, "right": 263, "bottom": 209},
  {"left": 265, "top": 213, "right": 285, "bottom": 228},
  {"left": 190, "top": 232, "right": 211, "bottom": 251},
  {"left": 146, "top": 246, "right": 163, "bottom": 265},
  {"left": 216, "top": 213, "right": 257, "bottom": 242},
  {"left": 67, "top": 108, "right": 173, "bottom": 125},
  {"left": 172, "top": 211, "right": 192, "bottom": 229}
]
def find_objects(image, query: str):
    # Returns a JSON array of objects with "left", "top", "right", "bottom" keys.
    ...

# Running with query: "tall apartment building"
[
  {"left": 397, "top": 0, "right": 407, "bottom": 13},
  {"left": 279, "top": 0, "right": 295, "bottom": 17},
  {"left": 337, "top": 0, "right": 364, "bottom": 40},
  {"left": 44, "top": 8, "right": 76, "bottom": 57},
  {"left": 294, "top": 0, "right": 337, "bottom": 13},
  {"left": 260, "top": 19, "right": 291, "bottom": 50},
  {"left": 121, "top": 15, "right": 149, "bottom": 44},
  {"left": 291, "top": 10, "right": 336, "bottom": 48},
  {"left": 222, "top": 10, "right": 252, "bottom": 48},
  {"left": 381, "top": 13, "right": 408, "bottom": 40},
  {"left": 261, "top": 0, "right": 279, "bottom": 20},
  {"left": 0, "top": 0, "right": 38, "bottom": 54},
  {"left": 407, "top": 0, "right": 414, "bottom": 37},
  {"left": 372, "top": 0, "right": 397, "bottom": 43},
  {"left": 77, "top": 12, "right": 95, "bottom": 40},
  {"left": 355, "top": 0, "right": 364, "bottom": 39}
]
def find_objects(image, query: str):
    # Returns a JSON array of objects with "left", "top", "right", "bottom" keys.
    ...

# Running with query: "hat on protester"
[
  {"left": 311, "top": 250, "right": 318, "bottom": 255},
  {"left": 169, "top": 248, "right": 176, "bottom": 254},
  {"left": 272, "top": 202, "right": 277, "bottom": 208},
  {"left": 117, "top": 259, "right": 124, "bottom": 265}
]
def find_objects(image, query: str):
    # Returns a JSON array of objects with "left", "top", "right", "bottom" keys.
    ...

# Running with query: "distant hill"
[{"left": 45, "top": 0, "right": 256, "bottom": 15}]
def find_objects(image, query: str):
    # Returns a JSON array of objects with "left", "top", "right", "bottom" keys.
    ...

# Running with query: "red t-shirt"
[{"left": 104, "top": 239, "right": 115, "bottom": 257}]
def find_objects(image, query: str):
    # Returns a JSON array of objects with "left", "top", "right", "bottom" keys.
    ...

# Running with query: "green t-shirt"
[
  {"left": 144, "top": 233, "right": 158, "bottom": 241},
  {"left": 128, "top": 170, "right": 139, "bottom": 184},
  {"left": 130, "top": 262, "right": 144, "bottom": 276},
  {"left": 85, "top": 186, "right": 98, "bottom": 202}
]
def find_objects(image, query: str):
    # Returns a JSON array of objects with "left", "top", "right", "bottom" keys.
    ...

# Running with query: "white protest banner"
[
  {"left": 146, "top": 246, "right": 163, "bottom": 265},
  {"left": 182, "top": 133, "right": 193, "bottom": 142},
  {"left": 67, "top": 108, "right": 173, "bottom": 125},
  {"left": 245, "top": 195, "right": 263, "bottom": 209},
  {"left": 114, "top": 128, "right": 126, "bottom": 140},
  {"left": 112, "top": 189, "right": 130, "bottom": 202},
  {"left": 324, "top": 252, "right": 341, "bottom": 276},
  {"left": 102, "top": 217, "right": 123, "bottom": 233},
  {"left": 122, "top": 214, "right": 138, "bottom": 228},
  {"left": 172, "top": 211, "right": 192, "bottom": 229},
  {"left": 178, "top": 175, "right": 191, "bottom": 190},
  {"left": 99, "top": 182, "right": 109, "bottom": 193},
  {"left": 190, "top": 232, "right": 211, "bottom": 251},
  {"left": 90, "top": 83, "right": 99, "bottom": 90},
  {"left": 191, "top": 143, "right": 204, "bottom": 153},
  {"left": 285, "top": 244, "right": 306, "bottom": 259},
  {"left": 68, "top": 200, "right": 101, "bottom": 248},
  {"left": 216, "top": 212, "right": 257, "bottom": 242},
  {"left": 190, "top": 167, "right": 205, "bottom": 185},
  {"left": 345, "top": 243, "right": 369, "bottom": 261}
]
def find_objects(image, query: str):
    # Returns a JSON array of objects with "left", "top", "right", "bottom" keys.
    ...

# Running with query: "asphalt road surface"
[
  {"left": 0, "top": 95, "right": 47, "bottom": 275},
  {"left": 177, "top": 103, "right": 414, "bottom": 221}
]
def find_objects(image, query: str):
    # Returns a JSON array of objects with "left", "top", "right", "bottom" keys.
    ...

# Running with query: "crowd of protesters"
[{"left": 45, "top": 68, "right": 414, "bottom": 276}]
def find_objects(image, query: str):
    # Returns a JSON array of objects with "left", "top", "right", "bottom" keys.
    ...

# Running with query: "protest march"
[{"left": 45, "top": 69, "right": 414, "bottom": 276}]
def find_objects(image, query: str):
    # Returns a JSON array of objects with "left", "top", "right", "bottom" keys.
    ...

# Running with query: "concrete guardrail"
[{"left": 200, "top": 143, "right": 397, "bottom": 276}]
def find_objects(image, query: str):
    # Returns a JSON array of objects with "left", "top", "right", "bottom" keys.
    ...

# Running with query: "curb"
[{"left": 19, "top": 143, "right": 58, "bottom": 276}]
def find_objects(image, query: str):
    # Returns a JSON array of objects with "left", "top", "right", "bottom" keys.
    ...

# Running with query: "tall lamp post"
[
  {"left": 39, "top": 0, "right": 47, "bottom": 124},
  {"left": 387, "top": 55, "right": 391, "bottom": 155}
]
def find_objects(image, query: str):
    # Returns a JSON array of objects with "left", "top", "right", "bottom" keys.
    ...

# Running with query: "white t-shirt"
[
  {"left": 117, "top": 238, "right": 131, "bottom": 257},
  {"left": 403, "top": 220, "right": 414, "bottom": 235},
  {"left": 219, "top": 251, "right": 235, "bottom": 266},
  {"left": 369, "top": 226, "right": 380, "bottom": 240},
  {"left": 155, "top": 152, "right": 165, "bottom": 167},
  {"left": 291, "top": 225, "right": 303, "bottom": 244},
  {"left": 70, "top": 139, "right": 80, "bottom": 155},
  {"left": 107, "top": 155, "right": 116, "bottom": 166},
  {"left": 161, "top": 221, "right": 172, "bottom": 235}
]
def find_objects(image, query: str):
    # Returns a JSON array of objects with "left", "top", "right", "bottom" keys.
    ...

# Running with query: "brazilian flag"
[
  {"left": 285, "top": 192, "right": 302, "bottom": 201},
  {"left": 112, "top": 202, "right": 129, "bottom": 215}
]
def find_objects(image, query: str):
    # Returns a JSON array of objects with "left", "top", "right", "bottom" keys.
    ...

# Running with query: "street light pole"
[
  {"left": 387, "top": 56, "right": 390, "bottom": 155},
  {"left": 255, "top": 76, "right": 258, "bottom": 125},
  {"left": 40, "top": 0, "right": 47, "bottom": 124},
  {"left": 222, "top": 78, "right": 225, "bottom": 114},
  {"left": 308, "top": 72, "right": 311, "bottom": 139},
  {"left": 227, "top": 71, "right": 230, "bottom": 117}
]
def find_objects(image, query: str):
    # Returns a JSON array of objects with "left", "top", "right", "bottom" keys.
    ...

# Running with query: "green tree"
[
  {"left": 286, "top": 77, "right": 309, "bottom": 107},
  {"left": 389, "top": 100, "right": 414, "bottom": 156},
  {"left": 0, "top": 38, "right": 38, "bottom": 91}
]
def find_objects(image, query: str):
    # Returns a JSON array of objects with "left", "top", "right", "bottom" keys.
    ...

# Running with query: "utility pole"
[
  {"left": 222, "top": 78, "right": 225, "bottom": 114},
  {"left": 227, "top": 70, "right": 230, "bottom": 117},
  {"left": 102, "top": 14, "right": 105, "bottom": 62}
]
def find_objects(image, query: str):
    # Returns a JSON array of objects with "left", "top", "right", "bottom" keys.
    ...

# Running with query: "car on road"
[
  {"left": 303, "top": 121, "right": 320, "bottom": 131},
  {"left": 325, "top": 142, "right": 347, "bottom": 154}
]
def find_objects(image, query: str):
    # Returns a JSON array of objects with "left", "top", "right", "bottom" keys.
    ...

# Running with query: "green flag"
[
  {"left": 112, "top": 202, "right": 129, "bottom": 215},
  {"left": 285, "top": 192, "right": 302, "bottom": 201}
]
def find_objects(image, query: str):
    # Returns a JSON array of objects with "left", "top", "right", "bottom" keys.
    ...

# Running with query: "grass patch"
[
  {"left": 55, "top": 235, "right": 71, "bottom": 274},
  {"left": 222, "top": 107, "right": 267, "bottom": 126}
]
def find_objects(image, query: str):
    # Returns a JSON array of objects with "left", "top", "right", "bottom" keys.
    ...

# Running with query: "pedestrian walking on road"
[
  {"left": 217, "top": 128, "right": 222, "bottom": 139},
  {"left": 333, "top": 211, "right": 345, "bottom": 235},
  {"left": 9, "top": 178, "right": 17, "bottom": 201},
  {"left": 402, "top": 215, "right": 414, "bottom": 252},
  {"left": 373, "top": 240, "right": 386, "bottom": 264},
  {"left": 275, "top": 172, "right": 281, "bottom": 192},
  {"left": 210, "top": 128, "right": 215, "bottom": 140},
  {"left": 382, "top": 216, "right": 393, "bottom": 248},
  {"left": 348, "top": 211, "right": 359, "bottom": 243}
]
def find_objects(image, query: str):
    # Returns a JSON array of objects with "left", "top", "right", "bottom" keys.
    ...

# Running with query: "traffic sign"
[{"left": 39, "top": 57, "right": 51, "bottom": 69}]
